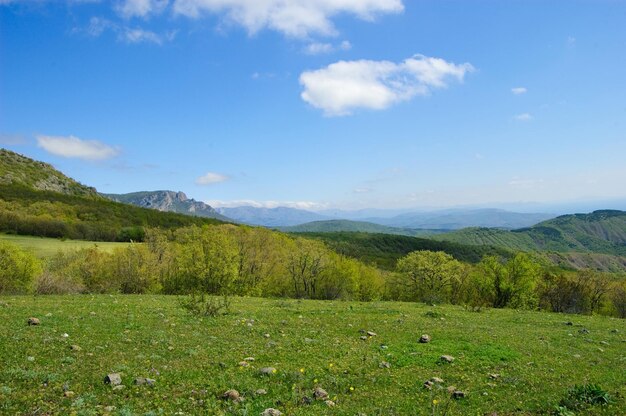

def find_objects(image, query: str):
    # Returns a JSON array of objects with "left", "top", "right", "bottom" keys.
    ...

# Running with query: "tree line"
[{"left": 1, "top": 224, "right": 624, "bottom": 318}]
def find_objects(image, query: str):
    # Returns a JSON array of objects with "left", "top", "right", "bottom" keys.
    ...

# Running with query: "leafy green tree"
[
  {"left": 0, "top": 240, "right": 41, "bottom": 294},
  {"left": 478, "top": 253, "right": 541, "bottom": 309},
  {"left": 287, "top": 238, "right": 328, "bottom": 298},
  {"left": 396, "top": 250, "right": 463, "bottom": 303}
]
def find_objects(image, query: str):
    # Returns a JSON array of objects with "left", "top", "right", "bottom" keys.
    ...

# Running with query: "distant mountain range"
[
  {"left": 217, "top": 205, "right": 555, "bottom": 230},
  {"left": 278, "top": 219, "right": 444, "bottom": 237},
  {"left": 105, "top": 191, "right": 230, "bottom": 222}
]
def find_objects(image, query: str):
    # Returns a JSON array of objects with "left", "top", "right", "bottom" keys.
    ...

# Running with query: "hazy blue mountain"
[
  {"left": 216, "top": 206, "right": 331, "bottom": 227},
  {"left": 105, "top": 191, "right": 231, "bottom": 221},
  {"left": 278, "top": 219, "right": 445, "bottom": 236}
]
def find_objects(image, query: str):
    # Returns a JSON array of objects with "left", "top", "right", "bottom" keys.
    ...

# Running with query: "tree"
[
  {"left": 478, "top": 253, "right": 541, "bottom": 309},
  {"left": 396, "top": 250, "right": 463, "bottom": 303},
  {"left": 287, "top": 238, "right": 327, "bottom": 298},
  {"left": 0, "top": 240, "right": 41, "bottom": 294}
]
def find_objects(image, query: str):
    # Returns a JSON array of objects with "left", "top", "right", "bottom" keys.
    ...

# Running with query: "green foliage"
[
  {"left": 279, "top": 219, "right": 442, "bottom": 237},
  {"left": 0, "top": 240, "right": 41, "bottom": 294},
  {"left": 539, "top": 270, "right": 612, "bottom": 314},
  {"left": 395, "top": 250, "right": 463, "bottom": 303},
  {"left": 558, "top": 384, "right": 613, "bottom": 411},
  {"left": 178, "top": 292, "right": 231, "bottom": 317}
]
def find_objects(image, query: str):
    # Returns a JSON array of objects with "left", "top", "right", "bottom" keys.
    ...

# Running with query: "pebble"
[
  {"left": 431, "top": 377, "right": 444, "bottom": 384},
  {"left": 63, "top": 391, "right": 75, "bottom": 398},
  {"left": 452, "top": 390, "right": 466, "bottom": 399},
  {"left": 366, "top": 331, "right": 377, "bottom": 337},
  {"left": 104, "top": 373, "right": 122, "bottom": 386},
  {"left": 313, "top": 387, "right": 329, "bottom": 400},
  {"left": 379, "top": 361, "right": 391, "bottom": 369},
  {"left": 70, "top": 345, "right": 81, "bottom": 352},
  {"left": 325, "top": 400, "right": 336, "bottom": 407},
  {"left": 112, "top": 385, "right": 125, "bottom": 391},
  {"left": 222, "top": 389, "right": 243, "bottom": 402},
  {"left": 259, "top": 367, "right": 277, "bottom": 375},
  {"left": 134, "top": 377, "right": 156, "bottom": 386},
  {"left": 261, "top": 409, "right": 282, "bottom": 416},
  {"left": 440, "top": 355, "right": 455, "bottom": 363},
  {"left": 238, "top": 361, "right": 250, "bottom": 367},
  {"left": 255, "top": 389, "right": 267, "bottom": 395},
  {"left": 419, "top": 334, "right": 431, "bottom": 343}
]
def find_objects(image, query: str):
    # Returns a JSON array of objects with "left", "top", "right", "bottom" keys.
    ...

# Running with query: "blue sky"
[{"left": 1, "top": 0, "right": 626, "bottom": 211}]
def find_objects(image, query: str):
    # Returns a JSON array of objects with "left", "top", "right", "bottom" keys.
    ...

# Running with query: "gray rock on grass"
[{"left": 104, "top": 373, "right": 122, "bottom": 386}]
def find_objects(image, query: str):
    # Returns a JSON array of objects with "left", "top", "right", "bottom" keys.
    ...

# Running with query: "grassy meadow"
[
  {"left": 0, "top": 295, "right": 624, "bottom": 415},
  {"left": 0, "top": 234, "right": 131, "bottom": 258}
]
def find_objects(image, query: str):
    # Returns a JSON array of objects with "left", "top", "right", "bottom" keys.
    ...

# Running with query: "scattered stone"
[
  {"left": 281, "top": 320, "right": 288, "bottom": 325},
  {"left": 380, "top": 344, "right": 388, "bottom": 350},
  {"left": 238, "top": 361, "right": 250, "bottom": 367},
  {"left": 488, "top": 373, "right": 500, "bottom": 380},
  {"left": 366, "top": 331, "right": 377, "bottom": 337},
  {"left": 359, "top": 329, "right": 366, "bottom": 334},
  {"left": 431, "top": 377, "right": 444, "bottom": 384},
  {"left": 440, "top": 355, "right": 455, "bottom": 363},
  {"left": 452, "top": 390, "right": 466, "bottom": 399},
  {"left": 103, "top": 406, "right": 116, "bottom": 412},
  {"left": 112, "top": 385, "right": 125, "bottom": 391},
  {"left": 379, "top": 361, "right": 391, "bottom": 369},
  {"left": 325, "top": 400, "right": 336, "bottom": 407},
  {"left": 261, "top": 409, "right": 282, "bottom": 416},
  {"left": 222, "top": 389, "right": 243, "bottom": 402},
  {"left": 263, "top": 333, "right": 271, "bottom": 338},
  {"left": 45, "top": 313, "right": 53, "bottom": 317},
  {"left": 360, "top": 336, "right": 368, "bottom": 341},
  {"left": 419, "top": 334, "right": 431, "bottom": 343},
  {"left": 423, "top": 380, "right": 434, "bottom": 390},
  {"left": 104, "top": 373, "right": 122, "bottom": 386},
  {"left": 610, "top": 329, "right": 619, "bottom": 333},
  {"left": 266, "top": 341, "right": 278, "bottom": 348},
  {"left": 573, "top": 354, "right": 581, "bottom": 358},
  {"left": 579, "top": 328, "right": 590, "bottom": 334},
  {"left": 90, "top": 311, "right": 97, "bottom": 316},
  {"left": 565, "top": 321, "right": 573, "bottom": 326},
  {"left": 244, "top": 357, "right": 255, "bottom": 362},
  {"left": 63, "top": 391, "right": 75, "bottom": 398},
  {"left": 134, "top": 377, "right": 155, "bottom": 386},
  {"left": 61, "top": 333, "right": 69, "bottom": 338},
  {"left": 27, "top": 317, "right": 40, "bottom": 326},
  {"left": 70, "top": 345, "right": 81, "bottom": 352},
  {"left": 313, "top": 387, "right": 328, "bottom": 400},
  {"left": 255, "top": 389, "right": 267, "bottom": 395},
  {"left": 446, "top": 386, "right": 457, "bottom": 394},
  {"left": 27, "top": 356, "right": 35, "bottom": 362},
  {"left": 301, "top": 396, "right": 313, "bottom": 405},
  {"left": 600, "top": 341, "right": 609, "bottom": 346},
  {"left": 259, "top": 367, "right": 277, "bottom": 376}
]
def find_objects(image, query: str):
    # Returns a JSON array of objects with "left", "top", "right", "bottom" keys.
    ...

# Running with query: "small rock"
[
  {"left": 423, "top": 380, "right": 434, "bottom": 389},
  {"left": 255, "top": 389, "right": 267, "bottom": 395},
  {"left": 379, "top": 361, "right": 391, "bottom": 369},
  {"left": 366, "top": 331, "right": 377, "bottom": 337},
  {"left": 90, "top": 311, "right": 97, "bottom": 316},
  {"left": 573, "top": 354, "right": 581, "bottom": 358},
  {"left": 63, "top": 391, "right": 75, "bottom": 398},
  {"left": 452, "top": 390, "right": 466, "bottom": 399},
  {"left": 263, "top": 333, "right": 271, "bottom": 338},
  {"left": 600, "top": 341, "right": 609, "bottom": 346},
  {"left": 564, "top": 321, "right": 573, "bottom": 326},
  {"left": 313, "top": 387, "right": 328, "bottom": 400},
  {"left": 238, "top": 361, "right": 250, "bottom": 367},
  {"left": 302, "top": 396, "right": 313, "bottom": 405},
  {"left": 610, "top": 329, "right": 619, "bottom": 333},
  {"left": 579, "top": 328, "right": 590, "bottom": 334},
  {"left": 27, "top": 317, "right": 40, "bottom": 326},
  {"left": 134, "top": 377, "right": 156, "bottom": 386},
  {"left": 112, "top": 385, "right": 125, "bottom": 391},
  {"left": 261, "top": 409, "right": 282, "bottom": 416},
  {"left": 446, "top": 386, "right": 457, "bottom": 394},
  {"left": 380, "top": 344, "right": 388, "bottom": 350},
  {"left": 70, "top": 345, "right": 81, "bottom": 352},
  {"left": 61, "top": 333, "right": 69, "bottom": 338},
  {"left": 45, "top": 313, "right": 52, "bottom": 317},
  {"left": 325, "top": 400, "right": 336, "bottom": 407},
  {"left": 27, "top": 356, "right": 35, "bottom": 362},
  {"left": 431, "top": 377, "right": 444, "bottom": 384},
  {"left": 104, "top": 373, "right": 122, "bottom": 386},
  {"left": 360, "top": 336, "right": 368, "bottom": 341},
  {"left": 103, "top": 406, "right": 116, "bottom": 412},
  {"left": 222, "top": 389, "right": 242, "bottom": 402},
  {"left": 244, "top": 357, "right": 255, "bottom": 362},
  {"left": 259, "top": 367, "right": 277, "bottom": 376},
  {"left": 419, "top": 334, "right": 431, "bottom": 343},
  {"left": 488, "top": 373, "right": 500, "bottom": 380},
  {"left": 440, "top": 355, "right": 455, "bottom": 363}
]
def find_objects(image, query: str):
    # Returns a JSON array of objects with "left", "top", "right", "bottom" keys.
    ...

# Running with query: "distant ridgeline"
[{"left": 0, "top": 149, "right": 225, "bottom": 241}]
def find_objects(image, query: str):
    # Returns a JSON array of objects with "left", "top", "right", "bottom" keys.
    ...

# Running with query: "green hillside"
[
  {"left": 296, "top": 232, "right": 511, "bottom": 270},
  {"left": 278, "top": 219, "right": 443, "bottom": 237},
  {"left": 435, "top": 210, "right": 626, "bottom": 256}
]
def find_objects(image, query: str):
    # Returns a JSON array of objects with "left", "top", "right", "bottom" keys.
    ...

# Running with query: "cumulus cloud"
[
  {"left": 511, "top": 87, "right": 527, "bottom": 95},
  {"left": 299, "top": 54, "right": 474, "bottom": 116},
  {"left": 172, "top": 0, "right": 404, "bottom": 37},
  {"left": 36, "top": 135, "right": 120, "bottom": 160},
  {"left": 304, "top": 40, "right": 351, "bottom": 55},
  {"left": 196, "top": 172, "right": 228, "bottom": 185},
  {"left": 514, "top": 113, "right": 533, "bottom": 121},
  {"left": 116, "top": 0, "right": 169, "bottom": 19}
]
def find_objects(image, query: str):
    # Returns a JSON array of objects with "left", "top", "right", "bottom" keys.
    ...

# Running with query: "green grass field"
[
  {"left": 0, "top": 234, "right": 131, "bottom": 258},
  {"left": 0, "top": 295, "right": 624, "bottom": 415}
]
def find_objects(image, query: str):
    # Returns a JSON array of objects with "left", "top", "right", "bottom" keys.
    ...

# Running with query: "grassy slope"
[
  {"left": 297, "top": 232, "right": 511, "bottom": 270},
  {"left": 0, "top": 295, "right": 623, "bottom": 415},
  {"left": 278, "top": 219, "right": 443, "bottom": 237},
  {"left": 0, "top": 234, "right": 130, "bottom": 258}
]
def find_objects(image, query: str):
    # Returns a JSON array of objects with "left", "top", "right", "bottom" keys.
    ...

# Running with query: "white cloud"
[
  {"left": 299, "top": 54, "right": 474, "bottom": 116},
  {"left": 120, "top": 27, "right": 172, "bottom": 44},
  {"left": 207, "top": 199, "right": 327, "bottom": 210},
  {"left": 116, "top": 0, "right": 169, "bottom": 19},
  {"left": 511, "top": 87, "right": 527, "bottom": 95},
  {"left": 36, "top": 135, "right": 119, "bottom": 161},
  {"left": 304, "top": 39, "right": 351, "bottom": 55},
  {"left": 514, "top": 113, "right": 533, "bottom": 121},
  {"left": 172, "top": 0, "right": 404, "bottom": 37},
  {"left": 196, "top": 172, "right": 228, "bottom": 185}
]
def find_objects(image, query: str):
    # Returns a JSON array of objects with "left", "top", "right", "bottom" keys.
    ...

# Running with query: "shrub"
[
  {"left": 34, "top": 271, "right": 84, "bottom": 295},
  {"left": 178, "top": 292, "right": 231, "bottom": 317},
  {"left": 0, "top": 240, "right": 41, "bottom": 294},
  {"left": 558, "top": 384, "right": 613, "bottom": 412}
]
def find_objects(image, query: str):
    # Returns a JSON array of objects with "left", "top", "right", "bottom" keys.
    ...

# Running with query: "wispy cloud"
[
  {"left": 304, "top": 40, "right": 351, "bottom": 55},
  {"left": 171, "top": 0, "right": 404, "bottom": 38},
  {"left": 207, "top": 199, "right": 327, "bottom": 210},
  {"left": 36, "top": 135, "right": 120, "bottom": 161},
  {"left": 116, "top": 0, "right": 169, "bottom": 19},
  {"left": 196, "top": 172, "right": 228, "bottom": 185},
  {"left": 511, "top": 87, "right": 527, "bottom": 95},
  {"left": 300, "top": 54, "right": 474, "bottom": 116},
  {"left": 79, "top": 16, "right": 175, "bottom": 45},
  {"left": 514, "top": 113, "right": 533, "bottom": 121}
]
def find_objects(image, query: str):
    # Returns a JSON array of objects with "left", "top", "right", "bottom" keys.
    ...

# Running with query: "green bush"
[{"left": 0, "top": 240, "right": 41, "bottom": 294}]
